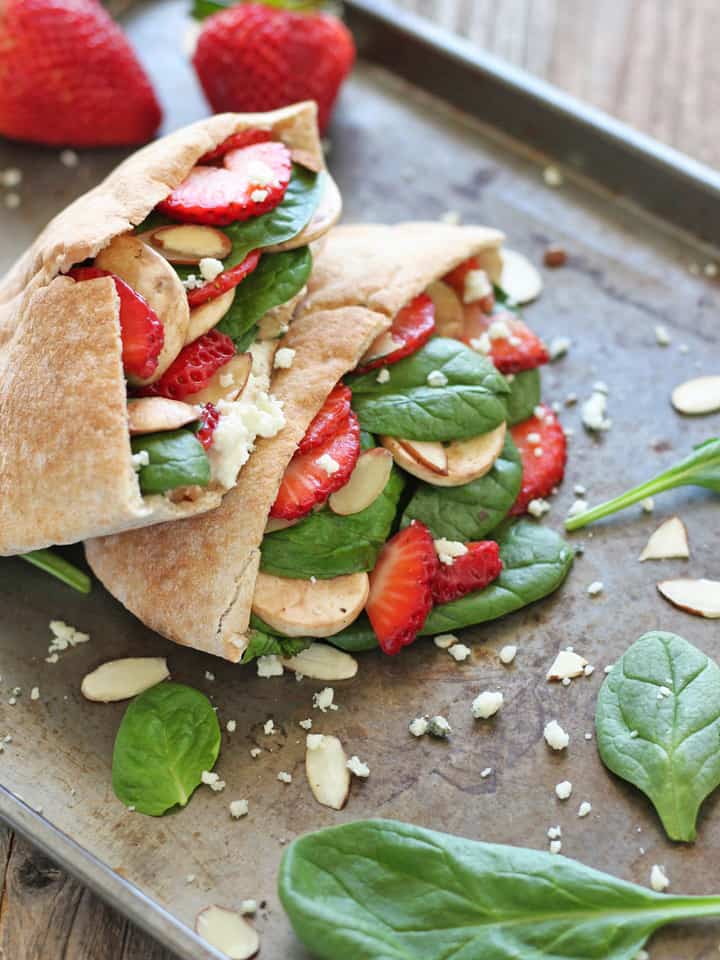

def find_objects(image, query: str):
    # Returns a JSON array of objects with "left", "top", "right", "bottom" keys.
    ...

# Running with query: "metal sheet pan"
[{"left": 1, "top": 1, "right": 719, "bottom": 957}]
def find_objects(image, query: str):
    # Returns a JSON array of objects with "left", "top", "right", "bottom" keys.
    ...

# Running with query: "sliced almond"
[
  {"left": 383, "top": 422, "right": 506, "bottom": 487},
  {"left": 143, "top": 225, "right": 232, "bottom": 264},
  {"left": 425, "top": 280, "right": 464, "bottom": 338},
  {"left": 657, "top": 578, "right": 720, "bottom": 618},
  {"left": 265, "top": 172, "right": 342, "bottom": 252},
  {"left": 195, "top": 905, "right": 259, "bottom": 960},
  {"left": 396, "top": 438, "right": 448, "bottom": 475},
  {"left": 305, "top": 734, "right": 350, "bottom": 810},
  {"left": 360, "top": 330, "right": 398, "bottom": 365},
  {"left": 127, "top": 397, "right": 199, "bottom": 435},
  {"left": 96, "top": 234, "right": 190, "bottom": 385},
  {"left": 252, "top": 571, "right": 369, "bottom": 637},
  {"left": 283, "top": 643, "right": 358, "bottom": 680},
  {"left": 639, "top": 517, "right": 690, "bottom": 561},
  {"left": 671, "top": 376, "right": 720, "bottom": 415},
  {"left": 499, "top": 248, "right": 543, "bottom": 304},
  {"left": 81, "top": 657, "right": 169, "bottom": 702},
  {"left": 329, "top": 448, "right": 394, "bottom": 515},
  {"left": 547, "top": 650, "right": 587, "bottom": 682},
  {"left": 185, "top": 288, "right": 236, "bottom": 345},
  {"left": 187, "top": 353, "right": 252, "bottom": 405},
  {"left": 264, "top": 516, "right": 300, "bottom": 534},
  {"left": 476, "top": 246, "right": 504, "bottom": 284},
  {"left": 257, "top": 286, "right": 306, "bottom": 340}
]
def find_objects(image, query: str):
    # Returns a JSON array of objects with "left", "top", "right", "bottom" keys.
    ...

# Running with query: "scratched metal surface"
[{"left": 1, "top": 1, "right": 720, "bottom": 957}]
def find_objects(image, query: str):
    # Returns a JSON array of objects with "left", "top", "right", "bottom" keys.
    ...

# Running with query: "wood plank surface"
[{"left": 3, "top": 3, "right": 718, "bottom": 959}]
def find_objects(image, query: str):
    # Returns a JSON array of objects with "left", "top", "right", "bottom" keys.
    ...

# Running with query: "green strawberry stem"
[{"left": 21, "top": 550, "right": 92, "bottom": 594}]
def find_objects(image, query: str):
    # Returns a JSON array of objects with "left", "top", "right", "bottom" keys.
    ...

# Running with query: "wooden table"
[{"left": 2, "top": 2, "right": 717, "bottom": 957}]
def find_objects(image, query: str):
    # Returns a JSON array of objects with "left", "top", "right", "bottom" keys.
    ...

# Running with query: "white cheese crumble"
[
  {"left": 488, "top": 318, "right": 512, "bottom": 340},
  {"left": 277, "top": 771, "right": 292, "bottom": 784},
  {"left": 229, "top": 799, "right": 249, "bottom": 818},
  {"left": 312, "top": 687, "right": 338, "bottom": 712},
  {"left": 581, "top": 389, "right": 612, "bottom": 432},
  {"left": 251, "top": 188, "right": 269, "bottom": 203},
  {"left": 207, "top": 386, "right": 285, "bottom": 489},
  {"left": 650, "top": 864, "right": 670, "bottom": 892},
  {"left": 409, "top": 716, "right": 429, "bottom": 737},
  {"left": 274, "top": 347, "right": 296, "bottom": 369},
  {"left": 60, "top": 149, "right": 79, "bottom": 168},
  {"left": 469, "top": 333, "right": 491, "bottom": 354},
  {"left": 306, "top": 733, "right": 324, "bottom": 750},
  {"left": 587, "top": 580, "right": 604, "bottom": 596},
  {"left": 527, "top": 432, "right": 541, "bottom": 444},
  {"left": 246, "top": 159, "right": 276, "bottom": 185},
  {"left": 578, "top": 801, "right": 592, "bottom": 818},
  {"left": 544, "top": 720, "right": 570, "bottom": 750},
  {"left": 250, "top": 747, "right": 262, "bottom": 758},
  {"left": 463, "top": 268, "right": 491, "bottom": 303},
  {"left": 48, "top": 620, "right": 89, "bottom": 658},
  {"left": 472, "top": 691, "right": 504, "bottom": 719},
  {"left": 30, "top": 687, "right": 40, "bottom": 701},
  {"left": 347, "top": 755, "right": 370, "bottom": 778},
  {"left": 433, "top": 633, "right": 457, "bottom": 649},
  {"left": 549, "top": 336, "right": 571, "bottom": 360},
  {"left": 449, "top": 644, "right": 472, "bottom": 662},
  {"left": 499, "top": 645, "right": 517, "bottom": 664},
  {"left": 240, "top": 899, "right": 257, "bottom": 915},
  {"left": 573, "top": 483, "right": 587, "bottom": 495},
  {"left": 263, "top": 719, "right": 276, "bottom": 735},
  {"left": 566, "top": 499, "right": 588, "bottom": 519},
  {"left": 480, "top": 767, "right": 493, "bottom": 778},
  {"left": 376, "top": 368, "right": 390, "bottom": 384},
  {"left": 527, "top": 498, "right": 551, "bottom": 518},
  {"left": 543, "top": 165, "right": 564, "bottom": 186},
  {"left": 182, "top": 273, "right": 204, "bottom": 290},
  {"left": 1, "top": 167, "right": 22, "bottom": 186},
  {"left": 316, "top": 453, "right": 340, "bottom": 475},
  {"left": 426, "top": 369, "right": 449, "bottom": 387},
  {"left": 555, "top": 780, "right": 573, "bottom": 800},
  {"left": 655, "top": 324, "right": 671, "bottom": 346},
  {"left": 257, "top": 654, "right": 284, "bottom": 678},
  {"left": 547, "top": 825, "right": 562, "bottom": 840},
  {"left": 4, "top": 193, "right": 20, "bottom": 209},
  {"left": 434, "top": 538, "right": 468, "bottom": 565},
  {"left": 428, "top": 715, "right": 452, "bottom": 738},
  {"left": 205, "top": 670, "right": 215, "bottom": 681},
  {"left": 226, "top": 720, "right": 236, "bottom": 733},
  {"left": 641, "top": 497, "right": 655, "bottom": 512},
  {"left": 549, "top": 840, "right": 562, "bottom": 855},
  {"left": 201, "top": 771, "right": 226, "bottom": 792},
  {"left": 199, "top": 257, "right": 224, "bottom": 282},
  {"left": 131, "top": 450, "right": 150, "bottom": 471}
]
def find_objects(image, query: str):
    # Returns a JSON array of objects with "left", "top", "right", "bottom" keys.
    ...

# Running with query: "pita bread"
[
  {"left": 0, "top": 103, "right": 328, "bottom": 555},
  {"left": 86, "top": 221, "right": 505, "bottom": 661}
]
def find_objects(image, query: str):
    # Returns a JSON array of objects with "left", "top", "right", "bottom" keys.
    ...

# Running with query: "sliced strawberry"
[
  {"left": 68, "top": 266, "right": 163, "bottom": 380},
  {"left": 140, "top": 329, "right": 235, "bottom": 402},
  {"left": 356, "top": 293, "right": 436, "bottom": 373},
  {"left": 462, "top": 307, "right": 549, "bottom": 374},
  {"left": 432, "top": 541, "right": 503, "bottom": 604},
  {"left": 197, "top": 402, "right": 220, "bottom": 450},
  {"left": 157, "top": 141, "right": 292, "bottom": 226},
  {"left": 510, "top": 404, "right": 567, "bottom": 515},
  {"left": 186, "top": 249, "right": 261, "bottom": 308},
  {"left": 297, "top": 384, "right": 352, "bottom": 455},
  {"left": 366, "top": 521, "right": 438, "bottom": 656},
  {"left": 443, "top": 256, "right": 495, "bottom": 312},
  {"left": 270, "top": 411, "right": 360, "bottom": 520},
  {"left": 198, "top": 129, "right": 272, "bottom": 165}
]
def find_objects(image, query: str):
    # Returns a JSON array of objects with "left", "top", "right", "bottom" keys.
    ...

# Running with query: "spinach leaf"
[
  {"left": 131, "top": 429, "right": 209, "bottom": 495},
  {"left": 21, "top": 549, "right": 91, "bottom": 594},
  {"left": 421, "top": 519, "right": 573, "bottom": 634},
  {"left": 346, "top": 338, "right": 509, "bottom": 441},
  {"left": 566, "top": 437, "right": 720, "bottom": 530},
  {"left": 217, "top": 247, "right": 312, "bottom": 347},
  {"left": 279, "top": 819, "right": 720, "bottom": 960},
  {"left": 193, "top": 0, "right": 315, "bottom": 19},
  {"left": 241, "top": 630, "right": 311, "bottom": 663},
  {"left": 325, "top": 616, "right": 379, "bottom": 653},
  {"left": 597, "top": 631, "right": 720, "bottom": 842},
  {"left": 506, "top": 368, "right": 541, "bottom": 425},
  {"left": 260, "top": 468, "right": 405, "bottom": 579},
  {"left": 401, "top": 436, "right": 522, "bottom": 540},
  {"left": 112, "top": 682, "right": 220, "bottom": 816}
]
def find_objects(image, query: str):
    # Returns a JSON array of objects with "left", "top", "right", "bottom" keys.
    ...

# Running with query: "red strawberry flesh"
[
  {"left": 198, "top": 129, "right": 273, "bottom": 165},
  {"left": 510, "top": 404, "right": 567, "bottom": 515},
  {"left": 197, "top": 402, "right": 220, "bottom": 450},
  {"left": 139, "top": 329, "right": 235, "bottom": 402},
  {"left": 462, "top": 307, "right": 549, "bottom": 374},
  {"left": 432, "top": 541, "right": 503, "bottom": 604},
  {"left": 186, "top": 249, "right": 261, "bottom": 308},
  {"left": 356, "top": 293, "right": 436, "bottom": 373},
  {"left": 297, "top": 384, "right": 352, "bottom": 455}
]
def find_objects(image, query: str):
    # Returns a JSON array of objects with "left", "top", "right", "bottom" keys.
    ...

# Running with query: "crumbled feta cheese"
[
  {"left": 641, "top": 498, "right": 655, "bottom": 513},
  {"left": 250, "top": 747, "right": 262, "bottom": 758},
  {"left": 274, "top": 347, "right": 296, "bottom": 369},
  {"left": 229, "top": 799, "right": 249, "bottom": 818},
  {"left": 131, "top": 450, "right": 149, "bottom": 471},
  {"left": 549, "top": 336, "right": 571, "bottom": 360},
  {"left": 247, "top": 160, "right": 276, "bottom": 185},
  {"left": 426, "top": 369, "right": 449, "bottom": 387},
  {"left": 60, "top": 149, "right": 79, "bottom": 168},
  {"left": 480, "top": 767, "right": 493, "bottom": 778},
  {"left": 587, "top": 580, "right": 604, "bottom": 596},
  {"left": 488, "top": 318, "right": 511, "bottom": 340},
  {"left": 573, "top": 483, "right": 587, "bottom": 496},
  {"left": 347, "top": 755, "right": 370, "bottom": 778},
  {"left": 226, "top": 720, "right": 236, "bottom": 733},
  {"left": 655, "top": 325, "right": 671, "bottom": 346},
  {"left": 251, "top": 188, "right": 269, "bottom": 203},
  {"left": 312, "top": 687, "right": 338, "bottom": 712},
  {"left": 428, "top": 715, "right": 452, "bottom": 738},
  {"left": 263, "top": 719, "right": 276, "bottom": 735},
  {"left": 584, "top": 664, "right": 595, "bottom": 677},
  {"left": 472, "top": 690, "right": 504, "bottom": 719},
  {"left": 207, "top": 388, "right": 285, "bottom": 489},
  {"left": 527, "top": 432, "right": 541, "bottom": 444},
  {"left": 499, "top": 645, "right": 517, "bottom": 664},
  {"left": 277, "top": 771, "right": 292, "bottom": 784},
  {"left": 182, "top": 273, "right": 203, "bottom": 290},
  {"left": 547, "top": 825, "right": 562, "bottom": 839},
  {"left": 433, "top": 633, "right": 457, "bottom": 649},
  {"left": 4, "top": 192, "right": 21, "bottom": 209},
  {"left": 201, "top": 771, "right": 226, "bottom": 792},
  {"left": 409, "top": 716, "right": 429, "bottom": 737},
  {"left": 199, "top": 257, "right": 225, "bottom": 282},
  {"left": 316, "top": 453, "right": 340, "bottom": 475},
  {"left": 469, "top": 333, "right": 491, "bottom": 354},
  {"left": 449, "top": 643, "right": 472, "bottom": 662},
  {"left": 376, "top": 368, "right": 390, "bottom": 383},
  {"left": 650, "top": 864, "right": 670, "bottom": 892},
  {"left": 1, "top": 167, "right": 22, "bottom": 187},
  {"left": 593, "top": 381, "right": 609, "bottom": 394},
  {"left": 463, "top": 268, "right": 491, "bottom": 303},
  {"left": 555, "top": 780, "right": 573, "bottom": 800},
  {"left": 185, "top": 874, "right": 196, "bottom": 884},
  {"left": 48, "top": 620, "right": 89, "bottom": 658},
  {"left": 434, "top": 538, "right": 468, "bottom": 565},
  {"left": 547, "top": 649, "right": 588, "bottom": 681},
  {"left": 30, "top": 687, "right": 40, "bottom": 701},
  {"left": 549, "top": 840, "right": 562, "bottom": 855},
  {"left": 543, "top": 165, "right": 564, "bottom": 187},
  {"left": 257, "top": 655, "right": 284, "bottom": 678},
  {"left": 306, "top": 734, "right": 324, "bottom": 750},
  {"left": 240, "top": 899, "right": 257, "bottom": 915},
  {"left": 205, "top": 670, "right": 215, "bottom": 681},
  {"left": 584, "top": 732, "right": 593, "bottom": 741},
  {"left": 533, "top": 447, "right": 544, "bottom": 458},
  {"left": 566, "top": 499, "right": 588, "bottom": 519},
  {"left": 527, "top": 498, "right": 551, "bottom": 518},
  {"left": 581, "top": 390, "right": 612, "bottom": 432},
  {"left": 578, "top": 801, "right": 593, "bottom": 818},
  {"left": 544, "top": 720, "right": 570, "bottom": 750},
  {"left": 657, "top": 685, "right": 672, "bottom": 699}
]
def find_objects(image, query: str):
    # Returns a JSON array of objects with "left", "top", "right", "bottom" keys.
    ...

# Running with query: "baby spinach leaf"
[
  {"left": 241, "top": 630, "right": 311, "bottom": 663},
  {"left": 597, "top": 631, "right": 720, "bottom": 842},
  {"left": 248, "top": 617, "right": 379, "bottom": 653},
  {"left": 20, "top": 549, "right": 91, "bottom": 594},
  {"left": 401, "top": 436, "right": 522, "bottom": 540},
  {"left": 421, "top": 519, "right": 573, "bottom": 634},
  {"left": 131, "top": 429, "right": 209, "bottom": 495},
  {"left": 325, "top": 616, "right": 379, "bottom": 652},
  {"left": 260, "top": 468, "right": 405, "bottom": 579},
  {"left": 217, "top": 247, "right": 311, "bottom": 347},
  {"left": 566, "top": 437, "right": 720, "bottom": 530},
  {"left": 193, "top": 0, "right": 315, "bottom": 19},
  {"left": 112, "top": 682, "right": 220, "bottom": 816},
  {"left": 280, "top": 819, "right": 720, "bottom": 960},
  {"left": 506, "top": 368, "right": 541, "bottom": 425},
  {"left": 346, "top": 338, "right": 510, "bottom": 441}
]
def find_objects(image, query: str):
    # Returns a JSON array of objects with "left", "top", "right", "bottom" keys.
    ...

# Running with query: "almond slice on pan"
[
  {"left": 195, "top": 906, "right": 259, "bottom": 960},
  {"left": 127, "top": 397, "right": 200, "bottom": 435},
  {"left": 283, "top": 643, "right": 358, "bottom": 680},
  {"left": 547, "top": 650, "right": 588, "bottom": 681},
  {"left": 81, "top": 657, "right": 169, "bottom": 702},
  {"left": 671, "top": 376, "right": 720, "bottom": 415},
  {"left": 305, "top": 734, "right": 351, "bottom": 810},
  {"left": 185, "top": 288, "right": 236, "bottom": 345},
  {"left": 252, "top": 571, "right": 369, "bottom": 637},
  {"left": 657, "top": 578, "right": 720, "bottom": 618},
  {"left": 329, "top": 448, "right": 394, "bottom": 515},
  {"left": 141, "top": 225, "right": 232, "bottom": 264},
  {"left": 425, "top": 280, "right": 464, "bottom": 338},
  {"left": 639, "top": 517, "right": 690, "bottom": 561},
  {"left": 382, "top": 422, "right": 506, "bottom": 487},
  {"left": 187, "top": 353, "right": 252, "bottom": 405},
  {"left": 264, "top": 172, "right": 342, "bottom": 252},
  {"left": 499, "top": 248, "right": 543, "bottom": 304}
]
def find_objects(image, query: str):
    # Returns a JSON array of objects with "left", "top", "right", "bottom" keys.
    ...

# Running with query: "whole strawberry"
[
  {"left": 0, "top": 0, "right": 162, "bottom": 147},
  {"left": 193, "top": 2, "right": 355, "bottom": 133}
]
